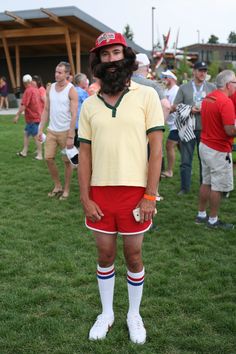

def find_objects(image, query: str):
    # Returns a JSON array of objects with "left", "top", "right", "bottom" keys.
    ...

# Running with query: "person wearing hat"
[
  {"left": 13, "top": 74, "right": 43, "bottom": 160},
  {"left": 132, "top": 53, "right": 170, "bottom": 203},
  {"left": 195, "top": 70, "right": 236, "bottom": 229},
  {"left": 38, "top": 61, "right": 78, "bottom": 200},
  {"left": 173, "top": 61, "right": 216, "bottom": 195},
  {"left": 160, "top": 70, "right": 179, "bottom": 178},
  {"left": 132, "top": 53, "right": 170, "bottom": 118},
  {"left": 78, "top": 32, "right": 164, "bottom": 344}
]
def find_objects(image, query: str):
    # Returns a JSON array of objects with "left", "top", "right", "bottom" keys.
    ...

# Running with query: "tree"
[
  {"left": 228, "top": 31, "right": 236, "bottom": 43},
  {"left": 207, "top": 34, "right": 219, "bottom": 44},
  {"left": 123, "top": 24, "right": 134, "bottom": 41},
  {"left": 207, "top": 51, "right": 220, "bottom": 80},
  {"left": 226, "top": 62, "right": 236, "bottom": 74},
  {"left": 176, "top": 52, "right": 192, "bottom": 83}
]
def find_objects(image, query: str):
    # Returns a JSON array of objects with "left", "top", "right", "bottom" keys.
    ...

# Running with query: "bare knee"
[
  {"left": 96, "top": 235, "right": 117, "bottom": 268},
  {"left": 124, "top": 250, "right": 143, "bottom": 272},
  {"left": 98, "top": 251, "right": 116, "bottom": 267},
  {"left": 45, "top": 157, "right": 55, "bottom": 165}
]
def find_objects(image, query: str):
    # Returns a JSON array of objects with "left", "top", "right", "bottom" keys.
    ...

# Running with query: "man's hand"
[
  {"left": 191, "top": 106, "right": 201, "bottom": 114},
  {"left": 136, "top": 198, "right": 156, "bottom": 224},
  {"left": 82, "top": 199, "right": 104, "bottom": 222},
  {"left": 66, "top": 136, "right": 74, "bottom": 149},
  {"left": 13, "top": 113, "right": 19, "bottom": 123},
  {"left": 37, "top": 132, "right": 43, "bottom": 143}
]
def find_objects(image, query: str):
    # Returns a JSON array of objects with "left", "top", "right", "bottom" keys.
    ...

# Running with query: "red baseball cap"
[{"left": 90, "top": 32, "right": 127, "bottom": 52}]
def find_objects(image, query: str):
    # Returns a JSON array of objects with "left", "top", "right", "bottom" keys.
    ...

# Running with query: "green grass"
[{"left": 0, "top": 115, "right": 236, "bottom": 354}]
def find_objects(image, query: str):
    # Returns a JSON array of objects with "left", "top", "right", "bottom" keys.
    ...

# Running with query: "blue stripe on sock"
[
  {"left": 97, "top": 273, "right": 115, "bottom": 280},
  {"left": 127, "top": 279, "right": 144, "bottom": 286}
]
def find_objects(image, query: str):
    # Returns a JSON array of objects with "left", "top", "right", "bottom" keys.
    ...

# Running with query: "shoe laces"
[
  {"left": 128, "top": 314, "right": 144, "bottom": 330},
  {"left": 93, "top": 314, "right": 110, "bottom": 328}
]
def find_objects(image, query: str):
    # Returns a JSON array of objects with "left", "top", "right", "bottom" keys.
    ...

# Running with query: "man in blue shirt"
[{"left": 74, "top": 73, "right": 89, "bottom": 147}]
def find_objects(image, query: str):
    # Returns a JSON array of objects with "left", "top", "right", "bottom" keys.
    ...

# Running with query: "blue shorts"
[
  {"left": 25, "top": 123, "right": 39, "bottom": 137},
  {"left": 168, "top": 129, "right": 179, "bottom": 142}
]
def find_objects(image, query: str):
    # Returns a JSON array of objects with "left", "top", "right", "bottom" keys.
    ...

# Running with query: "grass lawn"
[{"left": 0, "top": 115, "right": 236, "bottom": 354}]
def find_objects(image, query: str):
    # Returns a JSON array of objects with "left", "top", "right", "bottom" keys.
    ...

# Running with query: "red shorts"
[{"left": 86, "top": 186, "right": 152, "bottom": 235}]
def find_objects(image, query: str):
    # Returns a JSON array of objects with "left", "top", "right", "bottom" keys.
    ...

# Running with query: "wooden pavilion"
[{"left": 0, "top": 6, "right": 148, "bottom": 93}]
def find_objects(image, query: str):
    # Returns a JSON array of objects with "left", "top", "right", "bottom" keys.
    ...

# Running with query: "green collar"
[{"left": 98, "top": 88, "right": 129, "bottom": 117}]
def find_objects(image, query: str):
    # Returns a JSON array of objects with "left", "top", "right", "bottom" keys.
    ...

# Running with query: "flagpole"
[{"left": 152, "top": 7, "right": 156, "bottom": 55}]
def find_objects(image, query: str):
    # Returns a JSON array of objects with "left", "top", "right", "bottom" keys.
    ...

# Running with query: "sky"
[{"left": 0, "top": 0, "right": 235, "bottom": 50}]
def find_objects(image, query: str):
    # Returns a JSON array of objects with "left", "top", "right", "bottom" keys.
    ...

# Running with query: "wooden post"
[
  {"left": 2, "top": 36, "right": 17, "bottom": 91},
  {"left": 64, "top": 28, "right": 75, "bottom": 76},
  {"left": 75, "top": 33, "right": 81, "bottom": 74},
  {"left": 15, "top": 45, "right": 21, "bottom": 90}
]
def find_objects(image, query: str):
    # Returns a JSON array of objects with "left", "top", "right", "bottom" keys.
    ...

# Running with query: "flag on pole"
[{"left": 155, "top": 28, "right": 171, "bottom": 69}]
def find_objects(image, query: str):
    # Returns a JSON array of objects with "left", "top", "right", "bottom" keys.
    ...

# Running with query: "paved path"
[{"left": 0, "top": 108, "right": 18, "bottom": 115}]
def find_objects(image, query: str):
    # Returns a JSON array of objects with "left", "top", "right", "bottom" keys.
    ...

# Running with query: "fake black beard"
[{"left": 93, "top": 59, "right": 133, "bottom": 95}]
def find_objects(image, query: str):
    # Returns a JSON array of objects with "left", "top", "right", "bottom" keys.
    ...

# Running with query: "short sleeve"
[
  {"left": 221, "top": 99, "right": 236, "bottom": 126},
  {"left": 21, "top": 89, "right": 32, "bottom": 107},
  {"left": 145, "top": 88, "right": 165, "bottom": 134},
  {"left": 78, "top": 102, "right": 92, "bottom": 144}
]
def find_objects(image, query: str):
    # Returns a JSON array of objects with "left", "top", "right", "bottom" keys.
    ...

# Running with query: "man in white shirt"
[
  {"left": 38, "top": 61, "right": 78, "bottom": 200},
  {"left": 161, "top": 70, "right": 179, "bottom": 177}
]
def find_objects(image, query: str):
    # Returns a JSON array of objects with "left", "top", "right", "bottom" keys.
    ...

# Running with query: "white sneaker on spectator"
[
  {"left": 127, "top": 313, "right": 146, "bottom": 344},
  {"left": 89, "top": 314, "right": 114, "bottom": 340}
]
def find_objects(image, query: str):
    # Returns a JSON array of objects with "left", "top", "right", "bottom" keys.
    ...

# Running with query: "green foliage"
[
  {"left": 207, "top": 51, "right": 220, "bottom": 80},
  {"left": 207, "top": 34, "right": 219, "bottom": 44},
  {"left": 227, "top": 31, "right": 236, "bottom": 44},
  {"left": 0, "top": 115, "right": 236, "bottom": 353},
  {"left": 123, "top": 24, "right": 134, "bottom": 41},
  {"left": 226, "top": 62, "right": 236, "bottom": 73},
  {"left": 176, "top": 52, "right": 192, "bottom": 84}
]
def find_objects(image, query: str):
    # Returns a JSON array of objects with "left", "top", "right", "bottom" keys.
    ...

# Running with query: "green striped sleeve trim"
[
  {"left": 146, "top": 126, "right": 165, "bottom": 135},
  {"left": 78, "top": 138, "right": 91, "bottom": 144}
]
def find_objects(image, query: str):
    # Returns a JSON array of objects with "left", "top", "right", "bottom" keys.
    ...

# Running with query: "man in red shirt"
[
  {"left": 230, "top": 91, "right": 236, "bottom": 151},
  {"left": 13, "top": 74, "right": 43, "bottom": 160},
  {"left": 195, "top": 70, "right": 236, "bottom": 229},
  {"left": 230, "top": 91, "right": 236, "bottom": 111}
]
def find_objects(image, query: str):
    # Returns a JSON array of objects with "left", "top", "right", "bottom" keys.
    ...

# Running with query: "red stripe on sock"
[
  {"left": 97, "top": 268, "right": 115, "bottom": 276},
  {"left": 127, "top": 274, "right": 144, "bottom": 282}
]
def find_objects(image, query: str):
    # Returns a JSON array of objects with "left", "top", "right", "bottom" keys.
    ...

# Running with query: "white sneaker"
[
  {"left": 89, "top": 314, "right": 114, "bottom": 340},
  {"left": 127, "top": 314, "right": 146, "bottom": 344}
]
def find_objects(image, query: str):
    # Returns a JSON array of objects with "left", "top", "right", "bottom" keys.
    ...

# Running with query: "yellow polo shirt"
[{"left": 79, "top": 81, "right": 164, "bottom": 187}]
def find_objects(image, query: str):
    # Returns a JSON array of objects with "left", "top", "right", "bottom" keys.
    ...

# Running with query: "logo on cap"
[
  {"left": 90, "top": 32, "right": 127, "bottom": 52},
  {"left": 97, "top": 32, "right": 115, "bottom": 45}
]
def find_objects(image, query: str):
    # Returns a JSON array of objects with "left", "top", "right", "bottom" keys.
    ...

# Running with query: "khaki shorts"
[
  {"left": 45, "top": 129, "right": 69, "bottom": 160},
  {"left": 199, "top": 142, "right": 234, "bottom": 192}
]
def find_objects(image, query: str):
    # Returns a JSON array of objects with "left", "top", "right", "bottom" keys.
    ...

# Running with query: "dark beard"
[{"left": 93, "top": 59, "right": 133, "bottom": 95}]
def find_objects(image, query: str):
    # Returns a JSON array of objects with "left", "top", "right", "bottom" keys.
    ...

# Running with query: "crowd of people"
[{"left": 4, "top": 31, "right": 236, "bottom": 345}]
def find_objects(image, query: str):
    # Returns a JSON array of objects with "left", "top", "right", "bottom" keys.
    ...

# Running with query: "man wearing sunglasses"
[
  {"left": 196, "top": 70, "right": 236, "bottom": 229},
  {"left": 173, "top": 61, "right": 215, "bottom": 195}
]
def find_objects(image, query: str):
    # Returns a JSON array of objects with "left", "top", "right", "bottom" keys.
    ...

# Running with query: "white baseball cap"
[
  {"left": 23, "top": 74, "right": 32, "bottom": 83},
  {"left": 160, "top": 70, "right": 177, "bottom": 81},
  {"left": 136, "top": 53, "right": 150, "bottom": 67},
  {"left": 66, "top": 146, "right": 79, "bottom": 167}
]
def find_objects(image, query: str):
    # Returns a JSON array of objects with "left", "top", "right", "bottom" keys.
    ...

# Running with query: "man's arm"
[
  {"left": 78, "top": 142, "right": 104, "bottom": 221},
  {"left": 161, "top": 98, "right": 171, "bottom": 120},
  {"left": 146, "top": 130, "right": 163, "bottom": 195},
  {"left": 67, "top": 86, "right": 78, "bottom": 148},
  {"left": 224, "top": 125, "right": 236, "bottom": 137},
  {"left": 38, "top": 86, "right": 50, "bottom": 140},
  {"left": 138, "top": 130, "right": 163, "bottom": 223},
  {"left": 13, "top": 104, "right": 26, "bottom": 123}
]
